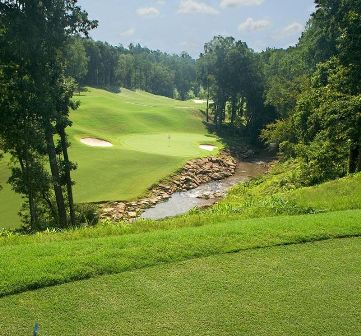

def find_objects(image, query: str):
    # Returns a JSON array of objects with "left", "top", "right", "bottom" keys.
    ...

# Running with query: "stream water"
[{"left": 140, "top": 160, "right": 268, "bottom": 220}]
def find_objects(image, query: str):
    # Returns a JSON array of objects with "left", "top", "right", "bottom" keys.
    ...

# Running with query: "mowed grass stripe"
[
  {"left": 1, "top": 237, "right": 360, "bottom": 335},
  {"left": 1, "top": 209, "right": 361, "bottom": 297}
]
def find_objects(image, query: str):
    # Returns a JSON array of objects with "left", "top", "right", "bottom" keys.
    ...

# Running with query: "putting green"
[
  {"left": 0, "top": 88, "right": 219, "bottom": 228},
  {"left": 122, "top": 133, "right": 217, "bottom": 157}
]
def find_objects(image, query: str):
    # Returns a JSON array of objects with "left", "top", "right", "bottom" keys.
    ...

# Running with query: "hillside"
[
  {"left": 0, "top": 171, "right": 360, "bottom": 335},
  {"left": 0, "top": 88, "right": 218, "bottom": 229}
]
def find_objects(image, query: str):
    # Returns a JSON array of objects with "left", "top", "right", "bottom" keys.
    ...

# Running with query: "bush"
[{"left": 74, "top": 203, "right": 100, "bottom": 227}]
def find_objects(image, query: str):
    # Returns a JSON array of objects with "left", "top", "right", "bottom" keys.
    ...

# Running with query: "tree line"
[{"left": 66, "top": 39, "right": 198, "bottom": 100}]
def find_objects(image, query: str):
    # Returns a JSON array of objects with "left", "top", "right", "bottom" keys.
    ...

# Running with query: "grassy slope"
[
  {"left": 0, "top": 171, "right": 360, "bottom": 298},
  {"left": 0, "top": 209, "right": 360, "bottom": 297},
  {"left": 1, "top": 237, "right": 360, "bottom": 336},
  {"left": 291, "top": 173, "right": 361, "bottom": 211},
  {"left": 0, "top": 159, "right": 22, "bottom": 230},
  {"left": 0, "top": 88, "right": 216, "bottom": 229},
  {"left": 0, "top": 170, "right": 360, "bottom": 334}
]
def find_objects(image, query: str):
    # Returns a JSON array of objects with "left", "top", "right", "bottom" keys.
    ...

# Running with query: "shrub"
[{"left": 74, "top": 203, "right": 100, "bottom": 227}]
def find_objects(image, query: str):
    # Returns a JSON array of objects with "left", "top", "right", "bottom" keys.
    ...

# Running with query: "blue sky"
[{"left": 78, "top": 0, "right": 316, "bottom": 57}]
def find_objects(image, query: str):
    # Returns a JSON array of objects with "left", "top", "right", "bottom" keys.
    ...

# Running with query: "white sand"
[
  {"left": 199, "top": 145, "right": 216, "bottom": 151},
  {"left": 80, "top": 138, "right": 113, "bottom": 147}
]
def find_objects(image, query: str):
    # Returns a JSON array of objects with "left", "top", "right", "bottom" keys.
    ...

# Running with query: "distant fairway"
[{"left": 0, "top": 88, "right": 218, "bottom": 228}]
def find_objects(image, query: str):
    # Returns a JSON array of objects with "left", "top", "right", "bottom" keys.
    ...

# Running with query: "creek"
[{"left": 140, "top": 160, "right": 268, "bottom": 220}]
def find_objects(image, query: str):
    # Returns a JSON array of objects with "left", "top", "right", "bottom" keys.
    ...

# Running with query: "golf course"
[
  {"left": 1, "top": 1, "right": 361, "bottom": 335},
  {"left": 0, "top": 88, "right": 220, "bottom": 228}
]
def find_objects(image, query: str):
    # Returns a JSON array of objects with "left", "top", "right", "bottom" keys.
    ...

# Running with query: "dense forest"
[
  {"left": 66, "top": 39, "right": 198, "bottom": 100},
  {"left": 261, "top": 0, "right": 361, "bottom": 184},
  {"left": 196, "top": 0, "right": 361, "bottom": 184},
  {"left": 0, "top": 0, "right": 360, "bottom": 231}
]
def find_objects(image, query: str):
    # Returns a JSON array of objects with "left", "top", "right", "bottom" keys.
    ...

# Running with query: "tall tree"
[{"left": 0, "top": 0, "right": 97, "bottom": 229}]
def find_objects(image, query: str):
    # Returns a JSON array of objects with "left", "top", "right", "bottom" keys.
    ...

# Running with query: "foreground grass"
[
  {"left": 1, "top": 209, "right": 360, "bottom": 297},
  {"left": 0, "top": 88, "right": 217, "bottom": 228},
  {"left": 1, "top": 237, "right": 360, "bottom": 336}
]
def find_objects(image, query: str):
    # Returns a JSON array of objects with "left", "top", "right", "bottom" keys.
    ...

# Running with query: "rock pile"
[{"left": 100, "top": 152, "right": 238, "bottom": 221}]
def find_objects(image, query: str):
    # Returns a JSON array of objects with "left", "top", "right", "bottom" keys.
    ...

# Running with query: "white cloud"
[
  {"left": 274, "top": 22, "right": 304, "bottom": 39},
  {"left": 136, "top": 7, "right": 160, "bottom": 17},
  {"left": 220, "top": 0, "right": 264, "bottom": 7},
  {"left": 239, "top": 18, "right": 271, "bottom": 32},
  {"left": 178, "top": 0, "right": 219, "bottom": 15},
  {"left": 155, "top": 0, "right": 166, "bottom": 4},
  {"left": 119, "top": 28, "right": 135, "bottom": 37}
]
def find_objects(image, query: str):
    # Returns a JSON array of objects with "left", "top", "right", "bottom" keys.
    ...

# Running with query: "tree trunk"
[
  {"left": 230, "top": 97, "right": 237, "bottom": 126},
  {"left": 41, "top": 191, "right": 58, "bottom": 224},
  {"left": 356, "top": 148, "right": 361, "bottom": 172},
  {"left": 45, "top": 126, "right": 67, "bottom": 227},
  {"left": 213, "top": 104, "right": 218, "bottom": 124},
  {"left": 58, "top": 125, "right": 76, "bottom": 227},
  {"left": 206, "top": 80, "right": 210, "bottom": 123},
  {"left": 16, "top": 149, "right": 37, "bottom": 230},
  {"left": 349, "top": 143, "right": 359, "bottom": 174}
]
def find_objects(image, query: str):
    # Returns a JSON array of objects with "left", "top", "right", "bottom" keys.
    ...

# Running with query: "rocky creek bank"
[{"left": 100, "top": 146, "right": 256, "bottom": 221}]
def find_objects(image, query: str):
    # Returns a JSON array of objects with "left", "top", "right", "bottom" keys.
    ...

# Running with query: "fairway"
[
  {"left": 0, "top": 88, "right": 218, "bottom": 228},
  {"left": 1, "top": 237, "right": 359, "bottom": 335}
]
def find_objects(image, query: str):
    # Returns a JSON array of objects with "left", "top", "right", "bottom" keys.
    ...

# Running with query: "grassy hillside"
[
  {"left": 0, "top": 168, "right": 360, "bottom": 334},
  {"left": 1, "top": 237, "right": 360, "bottom": 336},
  {"left": 1, "top": 209, "right": 360, "bottom": 297},
  {"left": 0, "top": 88, "right": 217, "bottom": 229}
]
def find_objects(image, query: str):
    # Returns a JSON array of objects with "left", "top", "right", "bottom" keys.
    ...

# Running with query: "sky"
[{"left": 78, "top": 0, "right": 316, "bottom": 57}]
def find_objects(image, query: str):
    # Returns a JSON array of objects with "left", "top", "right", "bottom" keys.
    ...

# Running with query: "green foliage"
[
  {"left": 197, "top": 36, "right": 266, "bottom": 139},
  {"left": 65, "top": 38, "right": 89, "bottom": 85},
  {"left": 262, "top": 1, "right": 361, "bottom": 184},
  {"left": 74, "top": 203, "right": 99, "bottom": 227},
  {"left": 80, "top": 40, "right": 197, "bottom": 99},
  {"left": 0, "top": 0, "right": 97, "bottom": 230}
]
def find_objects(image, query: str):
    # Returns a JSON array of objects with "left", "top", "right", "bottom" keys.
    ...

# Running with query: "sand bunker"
[
  {"left": 193, "top": 99, "right": 207, "bottom": 104},
  {"left": 80, "top": 138, "right": 113, "bottom": 147},
  {"left": 199, "top": 144, "right": 216, "bottom": 151}
]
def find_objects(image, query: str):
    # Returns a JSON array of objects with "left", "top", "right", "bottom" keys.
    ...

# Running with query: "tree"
[
  {"left": 197, "top": 36, "right": 267, "bottom": 141},
  {"left": 0, "top": 0, "right": 97, "bottom": 229},
  {"left": 262, "top": 0, "right": 361, "bottom": 183},
  {"left": 65, "top": 38, "right": 89, "bottom": 90}
]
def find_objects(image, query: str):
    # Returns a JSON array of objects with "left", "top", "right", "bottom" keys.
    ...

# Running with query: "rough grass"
[
  {"left": 0, "top": 209, "right": 360, "bottom": 298},
  {"left": 0, "top": 237, "right": 360, "bottom": 336},
  {"left": 291, "top": 173, "right": 361, "bottom": 211},
  {"left": 205, "top": 167, "right": 361, "bottom": 219},
  {"left": 0, "top": 88, "right": 220, "bottom": 228}
]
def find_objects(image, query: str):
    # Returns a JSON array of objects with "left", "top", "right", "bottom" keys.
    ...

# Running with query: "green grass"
[
  {"left": 0, "top": 88, "right": 218, "bottom": 228},
  {"left": 204, "top": 167, "right": 361, "bottom": 220},
  {"left": 1, "top": 162, "right": 361, "bottom": 334},
  {"left": 0, "top": 209, "right": 360, "bottom": 297},
  {"left": 291, "top": 173, "right": 361, "bottom": 211},
  {"left": 0, "top": 237, "right": 360, "bottom": 335},
  {"left": 0, "top": 159, "right": 22, "bottom": 230}
]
